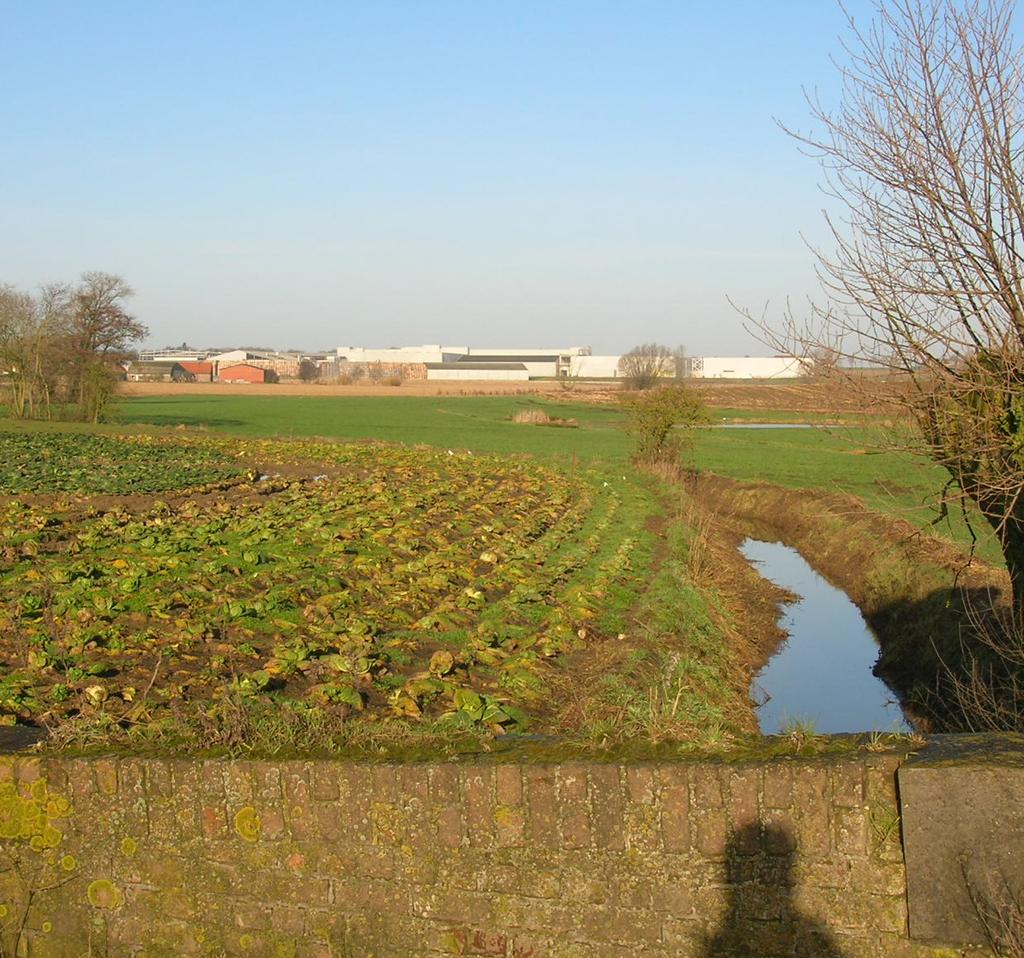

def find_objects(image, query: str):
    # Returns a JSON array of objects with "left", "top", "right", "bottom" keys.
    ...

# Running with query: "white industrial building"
[
  {"left": 569, "top": 355, "right": 624, "bottom": 378},
  {"left": 425, "top": 362, "right": 530, "bottom": 381},
  {"left": 335, "top": 344, "right": 590, "bottom": 379},
  {"left": 684, "top": 356, "right": 807, "bottom": 379},
  {"left": 334, "top": 345, "right": 468, "bottom": 364}
]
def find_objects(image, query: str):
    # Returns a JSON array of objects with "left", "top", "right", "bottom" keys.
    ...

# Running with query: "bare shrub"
[{"left": 937, "top": 590, "right": 1024, "bottom": 732}]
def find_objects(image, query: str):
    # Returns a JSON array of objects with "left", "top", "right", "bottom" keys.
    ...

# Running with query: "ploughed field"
[{"left": 0, "top": 432, "right": 634, "bottom": 738}]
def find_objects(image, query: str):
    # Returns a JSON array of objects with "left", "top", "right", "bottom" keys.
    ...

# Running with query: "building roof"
[
  {"left": 425, "top": 362, "right": 528, "bottom": 371},
  {"left": 178, "top": 361, "right": 213, "bottom": 374},
  {"left": 456, "top": 354, "right": 559, "bottom": 364},
  {"left": 131, "top": 361, "right": 179, "bottom": 373}
]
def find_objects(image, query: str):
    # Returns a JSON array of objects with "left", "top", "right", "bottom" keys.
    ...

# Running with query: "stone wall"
[{"left": 0, "top": 752, "right": 977, "bottom": 957}]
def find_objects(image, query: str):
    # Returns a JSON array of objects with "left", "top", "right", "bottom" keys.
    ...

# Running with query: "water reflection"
[{"left": 741, "top": 538, "right": 909, "bottom": 734}]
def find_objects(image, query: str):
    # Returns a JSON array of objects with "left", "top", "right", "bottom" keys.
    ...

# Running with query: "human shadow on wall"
[{"left": 700, "top": 823, "right": 846, "bottom": 958}]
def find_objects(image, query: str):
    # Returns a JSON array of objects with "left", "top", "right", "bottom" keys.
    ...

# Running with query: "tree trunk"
[
  {"left": 978, "top": 493, "right": 1024, "bottom": 624},
  {"left": 998, "top": 517, "right": 1024, "bottom": 625}
]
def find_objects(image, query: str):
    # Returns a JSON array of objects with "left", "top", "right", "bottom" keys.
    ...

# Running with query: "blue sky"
[{"left": 0, "top": 1, "right": 872, "bottom": 353}]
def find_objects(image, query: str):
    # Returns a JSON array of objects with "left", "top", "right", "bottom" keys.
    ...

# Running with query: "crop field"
[{"left": 0, "top": 430, "right": 660, "bottom": 745}]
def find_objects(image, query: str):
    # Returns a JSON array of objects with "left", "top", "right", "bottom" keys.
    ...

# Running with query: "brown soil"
[{"left": 691, "top": 378, "right": 891, "bottom": 414}]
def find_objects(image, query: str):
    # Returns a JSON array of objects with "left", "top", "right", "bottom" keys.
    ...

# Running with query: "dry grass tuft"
[
  {"left": 512, "top": 408, "right": 551, "bottom": 425},
  {"left": 511, "top": 407, "right": 579, "bottom": 428}
]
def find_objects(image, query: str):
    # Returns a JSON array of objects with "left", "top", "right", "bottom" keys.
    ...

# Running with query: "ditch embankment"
[{"left": 693, "top": 471, "right": 1009, "bottom": 731}]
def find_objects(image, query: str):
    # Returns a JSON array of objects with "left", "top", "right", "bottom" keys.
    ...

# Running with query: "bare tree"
[
  {"left": 298, "top": 359, "right": 320, "bottom": 383},
  {"left": 0, "top": 285, "right": 67, "bottom": 420},
  {"left": 618, "top": 343, "right": 675, "bottom": 389},
  {"left": 746, "top": 0, "right": 1024, "bottom": 622},
  {"left": 0, "top": 273, "right": 144, "bottom": 422}
]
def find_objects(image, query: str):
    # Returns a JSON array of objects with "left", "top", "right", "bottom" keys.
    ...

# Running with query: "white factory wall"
[
  {"left": 569, "top": 355, "right": 622, "bottom": 378},
  {"left": 335, "top": 345, "right": 463, "bottom": 364},
  {"left": 691, "top": 356, "right": 807, "bottom": 379},
  {"left": 426, "top": 367, "right": 530, "bottom": 381}
]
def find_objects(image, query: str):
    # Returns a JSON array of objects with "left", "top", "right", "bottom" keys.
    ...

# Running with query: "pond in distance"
[{"left": 741, "top": 538, "right": 910, "bottom": 735}]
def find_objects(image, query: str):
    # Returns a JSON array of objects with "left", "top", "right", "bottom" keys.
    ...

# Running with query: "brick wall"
[{"left": 0, "top": 753, "right": 967, "bottom": 957}]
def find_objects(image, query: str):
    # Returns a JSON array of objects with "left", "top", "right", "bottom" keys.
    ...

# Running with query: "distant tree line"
[{"left": 0, "top": 272, "right": 144, "bottom": 422}]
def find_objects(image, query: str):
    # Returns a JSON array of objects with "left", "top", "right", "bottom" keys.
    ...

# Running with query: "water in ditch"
[{"left": 741, "top": 538, "right": 910, "bottom": 734}]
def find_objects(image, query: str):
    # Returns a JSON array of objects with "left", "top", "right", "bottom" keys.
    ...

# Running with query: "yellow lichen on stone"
[
  {"left": 41, "top": 920, "right": 52, "bottom": 933},
  {"left": 60, "top": 854, "right": 77, "bottom": 872},
  {"left": 370, "top": 802, "right": 406, "bottom": 846},
  {"left": 86, "top": 879, "right": 124, "bottom": 909},
  {"left": 239, "top": 933, "right": 255, "bottom": 950},
  {"left": 493, "top": 805, "right": 517, "bottom": 827},
  {"left": 441, "top": 929, "right": 466, "bottom": 954},
  {"left": 120, "top": 837, "right": 138, "bottom": 857},
  {"left": 0, "top": 903, "right": 7, "bottom": 919},
  {"left": 0, "top": 779, "right": 70, "bottom": 850},
  {"left": 233, "top": 806, "right": 262, "bottom": 843}
]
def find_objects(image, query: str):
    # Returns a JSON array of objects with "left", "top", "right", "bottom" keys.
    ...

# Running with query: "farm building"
[
  {"left": 426, "top": 363, "right": 530, "bottom": 382},
  {"left": 684, "top": 356, "right": 808, "bottom": 379},
  {"left": 176, "top": 361, "right": 214, "bottom": 382},
  {"left": 217, "top": 363, "right": 266, "bottom": 384},
  {"left": 126, "top": 361, "right": 193, "bottom": 382},
  {"left": 211, "top": 350, "right": 300, "bottom": 378}
]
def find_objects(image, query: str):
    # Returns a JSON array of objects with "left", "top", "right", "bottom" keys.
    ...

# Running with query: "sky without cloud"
[{"left": 0, "top": 1, "right": 876, "bottom": 354}]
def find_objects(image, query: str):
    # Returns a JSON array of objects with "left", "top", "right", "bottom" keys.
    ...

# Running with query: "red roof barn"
[
  {"left": 177, "top": 361, "right": 214, "bottom": 382},
  {"left": 218, "top": 363, "right": 266, "bottom": 384}
]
